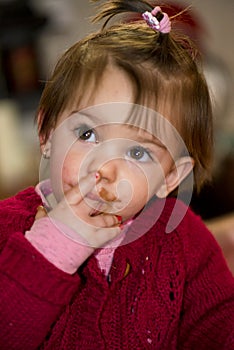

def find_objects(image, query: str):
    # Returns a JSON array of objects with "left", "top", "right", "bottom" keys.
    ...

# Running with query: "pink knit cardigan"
[{"left": 0, "top": 187, "right": 234, "bottom": 349}]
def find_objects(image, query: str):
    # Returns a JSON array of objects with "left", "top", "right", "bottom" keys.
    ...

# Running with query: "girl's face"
[{"left": 48, "top": 65, "right": 187, "bottom": 222}]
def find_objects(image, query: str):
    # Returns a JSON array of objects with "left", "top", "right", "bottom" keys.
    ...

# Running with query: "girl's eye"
[
  {"left": 75, "top": 125, "right": 97, "bottom": 143},
  {"left": 127, "top": 146, "right": 153, "bottom": 162}
]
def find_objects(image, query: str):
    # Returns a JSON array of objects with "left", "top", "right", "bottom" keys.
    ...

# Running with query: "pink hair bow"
[{"left": 142, "top": 6, "right": 171, "bottom": 34}]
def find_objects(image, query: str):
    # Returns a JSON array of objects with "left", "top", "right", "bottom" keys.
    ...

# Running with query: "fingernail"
[
  {"left": 116, "top": 215, "right": 122, "bottom": 224},
  {"left": 37, "top": 205, "right": 47, "bottom": 215},
  {"left": 95, "top": 171, "right": 101, "bottom": 182}
]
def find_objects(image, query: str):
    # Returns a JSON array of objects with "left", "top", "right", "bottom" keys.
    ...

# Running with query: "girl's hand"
[{"left": 48, "top": 174, "right": 121, "bottom": 248}]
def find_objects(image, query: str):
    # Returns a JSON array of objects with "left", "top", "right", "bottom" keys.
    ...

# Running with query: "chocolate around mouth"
[
  {"left": 87, "top": 187, "right": 117, "bottom": 217},
  {"left": 98, "top": 187, "right": 117, "bottom": 202}
]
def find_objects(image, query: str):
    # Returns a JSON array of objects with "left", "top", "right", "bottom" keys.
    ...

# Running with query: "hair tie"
[{"left": 142, "top": 6, "right": 171, "bottom": 34}]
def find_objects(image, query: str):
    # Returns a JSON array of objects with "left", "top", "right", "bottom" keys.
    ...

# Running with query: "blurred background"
[{"left": 0, "top": 0, "right": 233, "bottom": 220}]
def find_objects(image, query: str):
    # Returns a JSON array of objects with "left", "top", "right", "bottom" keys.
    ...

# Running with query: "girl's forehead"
[
  {"left": 59, "top": 62, "right": 168, "bottom": 129},
  {"left": 79, "top": 64, "right": 135, "bottom": 110}
]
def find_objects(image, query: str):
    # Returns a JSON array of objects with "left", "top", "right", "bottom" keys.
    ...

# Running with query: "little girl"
[{"left": 0, "top": 1, "right": 233, "bottom": 349}]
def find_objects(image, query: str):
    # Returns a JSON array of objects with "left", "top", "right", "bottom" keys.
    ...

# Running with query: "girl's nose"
[
  {"left": 95, "top": 160, "right": 120, "bottom": 202},
  {"left": 97, "top": 159, "right": 119, "bottom": 184}
]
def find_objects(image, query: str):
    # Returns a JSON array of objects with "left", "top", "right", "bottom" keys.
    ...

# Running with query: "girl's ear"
[
  {"left": 41, "top": 130, "right": 54, "bottom": 159},
  {"left": 37, "top": 110, "right": 54, "bottom": 159},
  {"left": 41, "top": 135, "right": 52, "bottom": 159},
  {"left": 156, "top": 156, "right": 194, "bottom": 198}
]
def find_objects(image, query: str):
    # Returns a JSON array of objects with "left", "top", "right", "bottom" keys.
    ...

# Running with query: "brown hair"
[{"left": 38, "top": 0, "right": 213, "bottom": 191}]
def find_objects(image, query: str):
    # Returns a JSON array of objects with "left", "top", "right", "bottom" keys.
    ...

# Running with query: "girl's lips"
[
  {"left": 86, "top": 192, "right": 105, "bottom": 203},
  {"left": 89, "top": 202, "right": 104, "bottom": 217},
  {"left": 86, "top": 190, "right": 121, "bottom": 217},
  {"left": 86, "top": 188, "right": 117, "bottom": 203}
]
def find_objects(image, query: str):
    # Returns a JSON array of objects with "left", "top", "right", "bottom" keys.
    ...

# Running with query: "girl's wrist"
[{"left": 25, "top": 217, "right": 94, "bottom": 274}]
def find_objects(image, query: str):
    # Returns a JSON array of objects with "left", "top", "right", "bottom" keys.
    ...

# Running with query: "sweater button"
[{"left": 123, "top": 262, "right": 131, "bottom": 278}]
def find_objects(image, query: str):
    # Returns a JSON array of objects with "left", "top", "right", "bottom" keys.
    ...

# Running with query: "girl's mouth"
[
  {"left": 89, "top": 201, "right": 104, "bottom": 217},
  {"left": 86, "top": 192, "right": 107, "bottom": 217},
  {"left": 86, "top": 188, "right": 119, "bottom": 217}
]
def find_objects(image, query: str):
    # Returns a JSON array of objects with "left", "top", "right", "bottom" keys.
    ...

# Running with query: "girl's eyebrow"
[
  {"left": 68, "top": 110, "right": 103, "bottom": 125},
  {"left": 69, "top": 110, "right": 99, "bottom": 121},
  {"left": 132, "top": 132, "right": 166, "bottom": 148}
]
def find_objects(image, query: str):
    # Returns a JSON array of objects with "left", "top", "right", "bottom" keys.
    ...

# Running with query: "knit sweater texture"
[{"left": 0, "top": 187, "right": 234, "bottom": 349}]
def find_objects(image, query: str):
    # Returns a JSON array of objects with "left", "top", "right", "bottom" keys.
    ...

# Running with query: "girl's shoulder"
[
  {"left": 0, "top": 187, "right": 42, "bottom": 247},
  {"left": 153, "top": 196, "right": 217, "bottom": 246},
  {"left": 159, "top": 197, "right": 228, "bottom": 279},
  {"left": 125, "top": 196, "right": 226, "bottom": 277},
  {"left": 0, "top": 187, "right": 41, "bottom": 214}
]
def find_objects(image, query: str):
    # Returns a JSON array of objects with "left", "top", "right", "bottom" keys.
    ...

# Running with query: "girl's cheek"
[
  {"left": 62, "top": 156, "right": 79, "bottom": 182},
  {"left": 62, "top": 163, "right": 71, "bottom": 181},
  {"left": 128, "top": 176, "right": 149, "bottom": 205}
]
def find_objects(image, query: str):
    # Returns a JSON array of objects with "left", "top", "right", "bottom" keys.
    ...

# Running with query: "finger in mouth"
[{"left": 89, "top": 203, "right": 103, "bottom": 217}]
